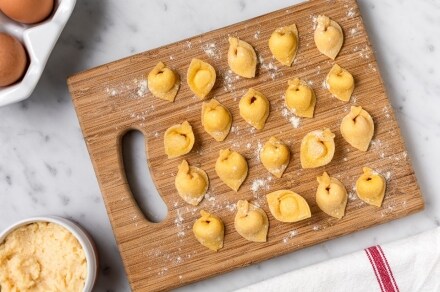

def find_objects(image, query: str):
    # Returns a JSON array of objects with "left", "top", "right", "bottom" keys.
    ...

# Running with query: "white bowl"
[
  {"left": 0, "top": 0, "right": 76, "bottom": 107},
  {"left": 0, "top": 216, "right": 98, "bottom": 292}
]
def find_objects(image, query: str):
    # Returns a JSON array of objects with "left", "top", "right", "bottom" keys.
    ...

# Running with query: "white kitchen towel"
[{"left": 236, "top": 227, "right": 440, "bottom": 292}]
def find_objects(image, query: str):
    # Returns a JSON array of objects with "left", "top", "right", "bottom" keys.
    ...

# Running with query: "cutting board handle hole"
[{"left": 122, "top": 130, "right": 168, "bottom": 223}]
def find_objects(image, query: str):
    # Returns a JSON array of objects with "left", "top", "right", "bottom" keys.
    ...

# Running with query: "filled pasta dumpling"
[
  {"left": 260, "top": 136, "right": 290, "bottom": 178},
  {"left": 201, "top": 99, "right": 232, "bottom": 142},
  {"left": 147, "top": 61, "right": 180, "bottom": 102},
  {"left": 316, "top": 172, "right": 347, "bottom": 219},
  {"left": 239, "top": 88, "right": 270, "bottom": 130},
  {"left": 228, "top": 37, "right": 258, "bottom": 78},
  {"left": 285, "top": 78, "right": 316, "bottom": 118},
  {"left": 326, "top": 64, "right": 355, "bottom": 102},
  {"left": 266, "top": 190, "right": 311, "bottom": 223},
  {"left": 234, "top": 200, "right": 269, "bottom": 242},
  {"left": 175, "top": 160, "right": 209, "bottom": 206},
  {"left": 187, "top": 58, "right": 216, "bottom": 99},
  {"left": 314, "top": 15, "right": 344, "bottom": 60},
  {"left": 341, "top": 106, "right": 374, "bottom": 151},
  {"left": 215, "top": 149, "right": 248, "bottom": 192},
  {"left": 193, "top": 210, "right": 224, "bottom": 251},
  {"left": 164, "top": 121, "right": 195, "bottom": 158},
  {"left": 300, "top": 128, "right": 335, "bottom": 169},
  {"left": 356, "top": 167, "right": 386, "bottom": 207},
  {"left": 269, "top": 24, "right": 299, "bottom": 66}
]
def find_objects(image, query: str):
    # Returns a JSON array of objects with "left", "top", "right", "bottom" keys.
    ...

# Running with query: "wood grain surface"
[{"left": 67, "top": 0, "right": 424, "bottom": 290}]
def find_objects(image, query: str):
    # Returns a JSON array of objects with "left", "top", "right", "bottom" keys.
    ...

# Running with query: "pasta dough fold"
[
  {"left": 326, "top": 64, "right": 354, "bottom": 102},
  {"left": 285, "top": 78, "right": 316, "bottom": 118},
  {"left": 340, "top": 106, "right": 374, "bottom": 151},
  {"left": 266, "top": 190, "right": 311, "bottom": 222},
  {"left": 147, "top": 61, "right": 180, "bottom": 102},
  {"left": 234, "top": 200, "right": 269, "bottom": 242},
  {"left": 260, "top": 136, "right": 290, "bottom": 178},
  {"left": 193, "top": 210, "right": 224, "bottom": 251},
  {"left": 239, "top": 88, "right": 270, "bottom": 130},
  {"left": 164, "top": 121, "right": 195, "bottom": 158},
  {"left": 175, "top": 160, "right": 209, "bottom": 206},
  {"left": 314, "top": 15, "right": 344, "bottom": 60},
  {"left": 269, "top": 24, "right": 299, "bottom": 66},
  {"left": 228, "top": 37, "right": 258, "bottom": 78},
  {"left": 316, "top": 172, "right": 347, "bottom": 219},
  {"left": 215, "top": 149, "right": 248, "bottom": 192},
  {"left": 300, "top": 128, "right": 335, "bottom": 169},
  {"left": 356, "top": 167, "right": 386, "bottom": 207},
  {"left": 187, "top": 58, "right": 216, "bottom": 99},
  {"left": 201, "top": 99, "right": 232, "bottom": 142}
]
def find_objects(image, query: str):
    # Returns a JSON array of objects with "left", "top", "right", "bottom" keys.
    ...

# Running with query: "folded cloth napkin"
[{"left": 236, "top": 227, "right": 440, "bottom": 292}]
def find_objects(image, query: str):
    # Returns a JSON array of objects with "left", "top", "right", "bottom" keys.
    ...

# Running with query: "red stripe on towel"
[
  {"left": 365, "top": 246, "right": 399, "bottom": 292},
  {"left": 378, "top": 246, "right": 399, "bottom": 292},
  {"left": 365, "top": 248, "right": 385, "bottom": 292}
]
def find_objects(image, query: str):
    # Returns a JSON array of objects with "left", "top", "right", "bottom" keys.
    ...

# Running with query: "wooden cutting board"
[{"left": 67, "top": 0, "right": 424, "bottom": 290}]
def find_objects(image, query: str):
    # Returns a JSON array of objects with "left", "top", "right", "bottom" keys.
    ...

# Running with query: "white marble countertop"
[{"left": 1, "top": 0, "right": 439, "bottom": 291}]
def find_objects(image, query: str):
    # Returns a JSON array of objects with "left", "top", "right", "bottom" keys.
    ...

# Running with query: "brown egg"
[
  {"left": 0, "top": 33, "right": 28, "bottom": 87},
  {"left": 0, "top": 0, "right": 54, "bottom": 24}
]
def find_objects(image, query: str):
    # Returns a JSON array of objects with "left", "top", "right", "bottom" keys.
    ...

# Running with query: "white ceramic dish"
[
  {"left": 0, "top": 216, "right": 98, "bottom": 292},
  {"left": 0, "top": 0, "right": 76, "bottom": 107}
]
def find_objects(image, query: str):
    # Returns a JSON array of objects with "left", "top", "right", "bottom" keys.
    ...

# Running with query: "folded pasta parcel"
[
  {"left": 147, "top": 61, "right": 180, "bottom": 102},
  {"left": 314, "top": 15, "right": 344, "bottom": 60},
  {"left": 215, "top": 149, "right": 248, "bottom": 192},
  {"left": 269, "top": 24, "right": 299, "bottom": 66},
  {"left": 266, "top": 190, "right": 311, "bottom": 223},
  {"left": 193, "top": 210, "right": 224, "bottom": 251},
  {"left": 228, "top": 37, "right": 257, "bottom": 78},
  {"left": 164, "top": 121, "right": 195, "bottom": 158},
  {"left": 187, "top": 58, "right": 216, "bottom": 99},
  {"left": 316, "top": 172, "right": 347, "bottom": 219},
  {"left": 234, "top": 200, "right": 269, "bottom": 242},
  {"left": 300, "top": 128, "right": 335, "bottom": 169},
  {"left": 175, "top": 160, "right": 209, "bottom": 206},
  {"left": 201, "top": 99, "right": 232, "bottom": 142}
]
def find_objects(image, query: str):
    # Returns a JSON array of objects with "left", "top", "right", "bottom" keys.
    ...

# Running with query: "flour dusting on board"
[
  {"left": 281, "top": 106, "right": 301, "bottom": 128},
  {"left": 251, "top": 179, "right": 267, "bottom": 194},
  {"left": 368, "top": 63, "right": 377, "bottom": 72},
  {"left": 370, "top": 139, "right": 383, "bottom": 151},
  {"left": 258, "top": 54, "right": 282, "bottom": 80},
  {"left": 223, "top": 69, "right": 237, "bottom": 93},
  {"left": 104, "top": 78, "right": 148, "bottom": 99},
  {"left": 231, "top": 125, "right": 240, "bottom": 135},
  {"left": 250, "top": 174, "right": 273, "bottom": 197},
  {"left": 255, "top": 141, "right": 263, "bottom": 161},
  {"left": 346, "top": 7, "right": 356, "bottom": 18},
  {"left": 282, "top": 230, "right": 298, "bottom": 244},
  {"left": 254, "top": 30, "right": 261, "bottom": 40},
  {"left": 384, "top": 171, "right": 391, "bottom": 181},
  {"left": 353, "top": 45, "right": 371, "bottom": 59},
  {"left": 158, "top": 267, "right": 168, "bottom": 276},
  {"left": 105, "top": 87, "right": 118, "bottom": 97},
  {"left": 175, "top": 209, "right": 185, "bottom": 238},
  {"left": 311, "top": 15, "right": 318, "bottom": 30},
  {"left": 202, "top": 42, "right": 221, "bottom": 60},
  {"left": 204, "top": 192, "right": 216, "bottom": 203},
  {"left": 383, "top": 106, "right": 391, "bottom": 118},
  {"left": 225, "top": 202, "right": 237, "bottom": 212},
  {"left": 348, "top": 191, "right": 357, "bottom": 202},
  {"left": 137, "top": 80, "right": 148, "bottom": 97}
]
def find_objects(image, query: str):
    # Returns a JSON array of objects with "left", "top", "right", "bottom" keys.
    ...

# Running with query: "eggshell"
[
  {"left": 0, "top": 0, "right": 54, "bottom": 24},
  {"left": 0, "top": 33, "right": 28, "bottom": 87}
]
